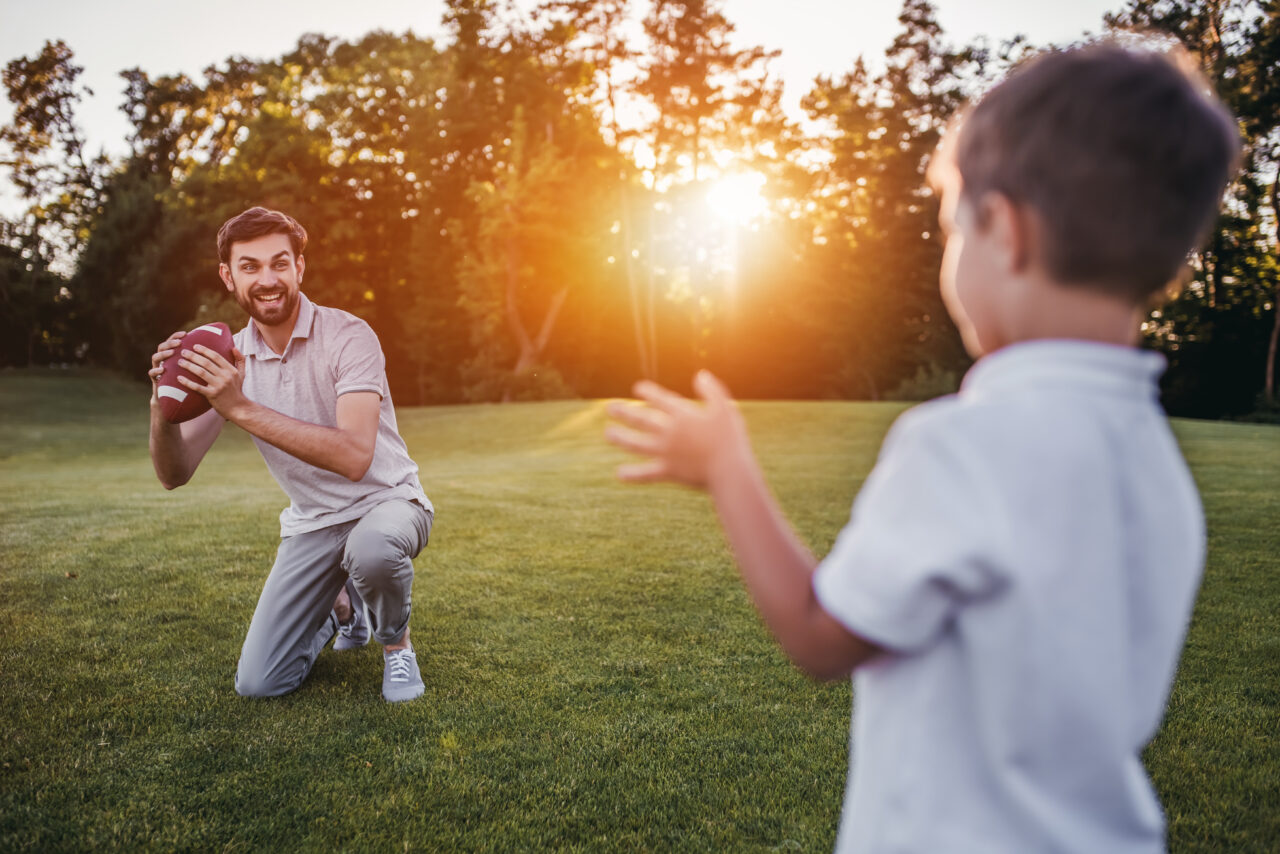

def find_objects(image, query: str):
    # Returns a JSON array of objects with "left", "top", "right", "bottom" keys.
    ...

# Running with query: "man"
[{"left": 148, "top": 206, "right": 434, "bottom": 703}]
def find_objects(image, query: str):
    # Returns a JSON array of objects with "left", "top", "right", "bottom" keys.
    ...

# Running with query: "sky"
[{"left": 0, "top": 0, "right": 1122, "bottom": 180}]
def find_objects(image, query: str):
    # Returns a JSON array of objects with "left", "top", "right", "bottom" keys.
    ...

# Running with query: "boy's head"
[{"left": 930, "top": 43, "right": 1240, "bottom": 355}]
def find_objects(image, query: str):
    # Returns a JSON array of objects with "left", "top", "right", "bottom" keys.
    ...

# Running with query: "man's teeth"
[{"left": 258, "top": 293, "right": 282, "bottom": 303}]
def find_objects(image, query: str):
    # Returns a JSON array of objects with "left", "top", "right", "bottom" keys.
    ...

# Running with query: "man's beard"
[{"left": 234, "top": 285, "right": 299, "bottom": 328}]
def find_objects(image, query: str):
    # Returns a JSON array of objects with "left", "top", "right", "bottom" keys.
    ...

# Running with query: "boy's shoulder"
[
  {"left": 883, "top": 382, "right": 1154, "bottom": 487},
  {"left": 890, "top": 342, "right": 1168, "bottom": 449},
  {"left": 882, "top": 390, "right": 1017, "bottom": 458}
]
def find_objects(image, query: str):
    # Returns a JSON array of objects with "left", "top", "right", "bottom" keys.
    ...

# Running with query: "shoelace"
[
  {"left": 387, "top": 650, "right": 414, "bottom": 683},
  {"left": 339, "top": 608, "right": 363, "bottom": 636}
]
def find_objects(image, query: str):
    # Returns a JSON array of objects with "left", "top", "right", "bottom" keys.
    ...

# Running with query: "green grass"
[{"left": 1, "top": 369, "right": 1277, "bottom": 851}]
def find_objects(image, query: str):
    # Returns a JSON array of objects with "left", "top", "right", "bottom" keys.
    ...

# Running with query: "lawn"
[{"left": 1, "top": 370, "right": 1277, "bottom": 852}]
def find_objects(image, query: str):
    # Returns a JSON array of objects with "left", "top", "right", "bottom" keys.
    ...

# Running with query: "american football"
[{"left": 157, "top": 322, "right": 235, "bottom": 423}]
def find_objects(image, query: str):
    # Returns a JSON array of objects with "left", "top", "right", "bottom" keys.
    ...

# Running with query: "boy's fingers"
[
  {"left": 616, "top": 460, "right": 669, "bottom": 483},
  {"left": 694, "top": 370, "right": 732, "bottom": 408},
  {"left": 606, "top": 400, "right": 667, "bottom": 433},
  {"left": 604, "top": 425, "right": 663, "bottom": 457},
  {"left": 633, "top": 380, "right": 691, "bottom": 416}
]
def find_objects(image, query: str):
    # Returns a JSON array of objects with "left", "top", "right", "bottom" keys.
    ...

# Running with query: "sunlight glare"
[{"left": 706, "top": 172, "right": 768, "bottom": 224}]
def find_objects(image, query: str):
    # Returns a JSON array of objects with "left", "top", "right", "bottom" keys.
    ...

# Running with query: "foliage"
[
  {"left": 799, "top": 0, "right": 989, "bottom": 399},
  {"left": 0, "top": 0, "right": 1276, "bottom": 415},
  {"left": 1107, "top": 0, "right": 1280, "bottom": 415},
  {"left": 884, "top": 361, "right": 962, "bottom": 401}
]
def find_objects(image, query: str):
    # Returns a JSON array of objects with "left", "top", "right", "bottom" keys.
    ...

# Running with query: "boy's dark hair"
[
  {"left": 942, "top": 43, "right": 1240, "bottom": 301},
  {"left": 217, "top": 207, "right": 308, "bottom": 265}
]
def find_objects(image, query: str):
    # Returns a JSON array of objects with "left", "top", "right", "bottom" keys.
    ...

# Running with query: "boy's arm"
[
  {"left": 607, "top": 371, "right": 882, "bottom": 680},
  {"left": 148, "top": 330, "right": 224, "bottom": 489},
  {"left": 174, "top": 343, "right": 380, "bottom": 483}
]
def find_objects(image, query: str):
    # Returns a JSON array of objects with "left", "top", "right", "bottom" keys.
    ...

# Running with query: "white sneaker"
[{"left": 382, "top": 647, "right": 424, "bottom": 703}]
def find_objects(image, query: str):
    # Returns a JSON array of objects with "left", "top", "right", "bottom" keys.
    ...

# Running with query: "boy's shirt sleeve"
[
  {"left": 813, "top": 407, "right": 1010, "bottom": 653},
  {"left": 332, "top": 320, "right": 387, "bottom": 399}
]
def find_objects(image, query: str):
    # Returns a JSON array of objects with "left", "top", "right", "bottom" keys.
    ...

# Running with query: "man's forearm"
[
  {"left": 226, "top": 398, "right": 373, "bottom": 481},
  {"left": 149, "top": 402, "right": 203, "bottom": 489}
]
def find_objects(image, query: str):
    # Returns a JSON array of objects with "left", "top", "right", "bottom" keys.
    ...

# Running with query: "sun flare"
[{"left": 705, "top": 172, "right": 768, "bottom": 223}]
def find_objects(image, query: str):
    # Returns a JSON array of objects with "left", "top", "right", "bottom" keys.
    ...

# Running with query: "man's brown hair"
[
  {"left": 940, "top": 43, "right": 1240, "bottom": 301},
  {"left": 217, "top": 207, "right": 308, "bottom": 265}
]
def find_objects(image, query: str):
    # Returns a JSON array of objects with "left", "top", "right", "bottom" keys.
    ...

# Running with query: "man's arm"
[
  {"left": 176, "top": 343, "right": 380, "bottom": 482},
  {"left": 148, "top": 330, "right": 224, "bottom": 489},
  {"left": 606, "top": 371, "right": 881, "bottom": 680}
]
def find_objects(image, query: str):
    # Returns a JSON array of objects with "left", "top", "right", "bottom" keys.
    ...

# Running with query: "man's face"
[{"left": 219, "top": 233, "right": 305, "bottom": 328}]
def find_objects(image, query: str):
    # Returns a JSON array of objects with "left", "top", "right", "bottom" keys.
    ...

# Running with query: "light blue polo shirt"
[{"left": 233, "top": 293, "right": 432, "bottom": 537}]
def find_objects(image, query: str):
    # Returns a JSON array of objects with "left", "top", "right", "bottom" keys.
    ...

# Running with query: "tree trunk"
[
  {"left": 503, "top": 230, "right": 570, "bottom": 393},
  {"left": 620, "top": 183, "right": 653, "bottom": 379},
  {"left": 605, "top": 69, "right": 652, "bottom": 380},
  {"left": 647, "top": 202, "right": 659, "bottom": 381},
  {"left": 503, "top": 233, "right": 536, "bottom": 361},
  {"left": 1266, "top": 169, "right": 1280, "bottom": 404}
]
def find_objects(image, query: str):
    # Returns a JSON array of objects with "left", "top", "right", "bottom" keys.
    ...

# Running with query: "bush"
[{"left": 884, "top": 362, "right": 960, "bottom": 402}]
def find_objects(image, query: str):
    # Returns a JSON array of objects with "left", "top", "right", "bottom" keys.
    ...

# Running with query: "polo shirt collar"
[
  {"left": 242, "top": 292, "right": 316, "bottom": 361},
  {"left": 962, "top": 339, "right": 1166, "bottom": 400}
]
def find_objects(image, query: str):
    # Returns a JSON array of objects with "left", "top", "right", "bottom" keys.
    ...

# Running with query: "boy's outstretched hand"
[
  {"left": 605, "top": 370, "right": 881, "bottom": 680},
  {"left": 605, "top": 370, "right": 749, "bottom": 490}
]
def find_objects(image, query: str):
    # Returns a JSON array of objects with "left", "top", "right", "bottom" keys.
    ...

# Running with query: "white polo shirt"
[
  {"left": 813, "top": 340, "right": 1204, "bottom": 853},
  {"left": 233, "top": 294, "right": 432, "bottom": 537}
]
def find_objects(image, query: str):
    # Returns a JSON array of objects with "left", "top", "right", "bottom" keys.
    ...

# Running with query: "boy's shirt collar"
[
  {"left": 241, "top": 293, "right": 316, "bottom": 362},
  {"left": 962, "top": 340, "right": 1166, "bottom": 400}
]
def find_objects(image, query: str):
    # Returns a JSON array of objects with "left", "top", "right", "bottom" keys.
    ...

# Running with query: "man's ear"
[
  {"left": 979, "top": 192, "right": 1031, "bottom": 275},
  {"left": 296, "top": 254, "right": 305, "bottom": 285},
  {"left": 219, "top": 263, "right": 234, "bottom": 292}
]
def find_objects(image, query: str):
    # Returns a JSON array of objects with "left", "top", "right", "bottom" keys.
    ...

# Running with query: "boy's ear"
[{"left": 979, "top": 192, "right": 1032, "bottom": 276}]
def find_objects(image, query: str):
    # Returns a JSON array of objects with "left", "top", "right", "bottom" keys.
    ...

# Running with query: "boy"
[{"left": 606, "top": 44, "right": 1239, "bottom": 851}]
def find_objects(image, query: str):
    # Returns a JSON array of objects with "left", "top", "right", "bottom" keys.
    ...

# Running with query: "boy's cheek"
[
  {"left": 940, "top": 276, "right": 982, "bottom": 358},
  {"left": 939, "top": 239, "right": 970, "bottom": 324}
]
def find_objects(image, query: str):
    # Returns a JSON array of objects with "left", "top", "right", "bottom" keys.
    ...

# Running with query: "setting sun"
[{"left": 705, "top": 172, "right": 768, "bottom": 223}]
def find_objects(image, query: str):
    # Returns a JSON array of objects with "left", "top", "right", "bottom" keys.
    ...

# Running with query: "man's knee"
[
  {"left": 235, "top": 661, "right": 298, "bottom": 698},
  {"left": 343, "top": 526, "right": 409, "bottom": 582}
]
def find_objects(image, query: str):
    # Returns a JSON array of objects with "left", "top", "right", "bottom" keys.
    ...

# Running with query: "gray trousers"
[{"left": 235, "top": 499, "right": 432, "bottom": 698}]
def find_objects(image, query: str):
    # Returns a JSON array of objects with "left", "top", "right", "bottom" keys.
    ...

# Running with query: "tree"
[
  {"left": 0, "top": 40, "right": 106, "bottom": 366},
  {"left": 0, "top": 40, "right": 104, "bottom": 258},
  {"left": 1107, "top": 0, "right": 1280, "bottom": 415},
  {"left": 800, "top": 0, "right": 987, "bottom": 398},
  {"left": 634, "top": 0, "right": 794, "bottom": 378},
  {"left": 537, "top": 0, "right": 659, "bottom": 379}
]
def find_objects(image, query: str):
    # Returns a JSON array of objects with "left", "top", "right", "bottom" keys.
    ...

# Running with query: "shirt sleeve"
[
  {"left": 813, "top": 406, "right": 1009, "bottom": 653},
  {"left": 332, "top": 319, "right": 387, "bottom": 399}
]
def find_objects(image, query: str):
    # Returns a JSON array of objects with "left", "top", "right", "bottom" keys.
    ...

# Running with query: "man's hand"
[
  {"left": 605, "top": 370, "right": 750, "bottom": 490},
  {"left": 148, "top": 330, "right": 187, "bottom": 402},
  {"left": 148, "top": 330, "right": 225, "bottom": 489},
  {"left": 176, "top": 344, "right": 248, "bottom": 419}
]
